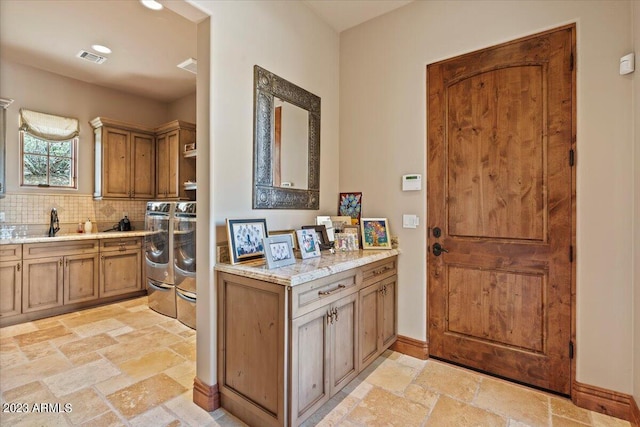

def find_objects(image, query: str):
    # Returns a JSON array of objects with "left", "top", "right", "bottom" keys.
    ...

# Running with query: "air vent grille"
[
  {"left": 177, "top": 58, "right": 197, "bottom": 74},
  {"left": 76, "top": 50, "right": 107, "bottom": 64}
]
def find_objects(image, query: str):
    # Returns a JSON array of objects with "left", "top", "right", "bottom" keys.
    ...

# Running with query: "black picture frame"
[{"left": 302, "top": 224, "right": 333, "bottom": 250}]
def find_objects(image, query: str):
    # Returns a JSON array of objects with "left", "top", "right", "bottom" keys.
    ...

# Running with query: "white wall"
[
  {"left": 340, "top": 0, "right": 634, "bottom": 394},
  {"left": 168, "top": 92, "right": 197, "bottom": 123},
  {"left": 0, "top": 60, "right": 171, "bottom": 195},
  {"left": 190, "top": 0, "right": 339, "bottom": 387}
]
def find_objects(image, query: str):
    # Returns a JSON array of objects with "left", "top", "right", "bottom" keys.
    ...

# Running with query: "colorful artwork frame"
[
  {"left": 263, "top": 235, "right": 296, "bottom": 269},
  {"left": 226, "top": 218, "right": 268, "bottom": 264},
  {"left": 338, "top": 192, "right": 362, "bottom": 225},
  {"left": 361, "top": 218, "right": 392, "bottom": 250}
]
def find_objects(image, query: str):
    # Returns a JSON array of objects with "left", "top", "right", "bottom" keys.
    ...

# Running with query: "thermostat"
[{"left": 402, "top": 174, "right": 422, "bottom": 191}]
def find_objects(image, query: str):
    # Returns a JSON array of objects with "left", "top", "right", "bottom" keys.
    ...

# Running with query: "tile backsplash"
[{"left": 0, "top": 193, "right": 147, "bottom": 225}]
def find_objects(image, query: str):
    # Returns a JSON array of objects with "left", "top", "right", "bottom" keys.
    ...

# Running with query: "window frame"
[{"left": 20, "top": 130, "right": 78, "bottom": 189}]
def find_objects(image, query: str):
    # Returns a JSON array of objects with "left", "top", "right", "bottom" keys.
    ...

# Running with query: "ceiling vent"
[
  {"left": 177, "top": 58, "right": 197, "bottom": 74},
  {"left": 76, "top": 50, "right": 107, "bottom": 64}
]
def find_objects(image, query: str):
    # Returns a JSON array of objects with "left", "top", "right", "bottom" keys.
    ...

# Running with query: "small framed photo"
[
  {"left": 361, "top": 218, "right": 392, "bottom": 250},
  {"left": 296, "top": 229, "right": 322, "bottom": 259},
  {"left": 316, "top": 216, "right": 335, "bottom": 241},
  {"left": 263, "top": 235, "right": 296, "bottom": 269},
  {"left": 330, "top": 215, "right": 353, "bottom": 233},
  {"left": 226, "top": 218, "right": 268, "bottom": 264},
  {"left": 334, "top": 233, "right": 359, "bottom": 252},
  {"left": 302, "top": 224, "right": 332, "bottom": 250},
  {"left": 342, "top": 224, "right": 361, "bottom": 248},
  {"left": 338, "top": 192, "right": 362, "bottom": 225},
  {"left": 268, "top": 229, "right": 299, "bottom": 250}
]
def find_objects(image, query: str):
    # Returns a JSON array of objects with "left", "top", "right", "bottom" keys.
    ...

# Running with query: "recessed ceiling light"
[
  {"left": 141, "top": 0, "right": 163, "bottom": 11},
  {"left": 91, "top": 44, "right": 112, "bottom": 54}
]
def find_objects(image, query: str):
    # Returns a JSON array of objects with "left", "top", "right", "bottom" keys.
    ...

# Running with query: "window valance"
[{"left": 19, "top": 109, "right": 79, "bottom": 141}]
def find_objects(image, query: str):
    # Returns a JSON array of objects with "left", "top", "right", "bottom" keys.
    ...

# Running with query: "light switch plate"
[{"left": 403, "top": 214, "right": 419, "bottom": 228}]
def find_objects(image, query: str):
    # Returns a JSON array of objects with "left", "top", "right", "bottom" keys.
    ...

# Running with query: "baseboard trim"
[
  {"left": 630, "top": 396, "right": 640, "bottom": 427},
  {"left": 193, "top": 377, "right": 220, "bottom": 412},
  {"left": 389, "top": 335, "right": 428, "bottom": 360},
  {"left": 572, "top": 381, "right": 631, "bottom": 421}
]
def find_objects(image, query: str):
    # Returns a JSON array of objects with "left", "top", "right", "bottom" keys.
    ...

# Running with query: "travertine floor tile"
[
  {"left": 591, "top": 411, "right": 632, "bottom": 427},
  {"left": 62, "top": 387, "right": 111, "bottom": 425},
  {"left": 129, "top": 405, "right": 181, "bottom": 427},
  {"left": 164, "top": 391, "right": 218, "bottom": 427},
  {"left": 404, "top": 383, "right": 439, "bottom": 411},
  {"left": 58, "top": 333, "right": 118, "bottom": 357},
  {"left": 169, "top": 340, "right": 196, "bottom": 361},
  {"left": 80, "top": 411, "right": 125, "bottom": 427},
  {"left": 118, "top": 349, "right": 186, "bottom": 380},
  {"left": 473, "top": 377, "right": 550, "bottom": 426},
  {"left": 43, "top": 358, "right": 121, "bottom": 396},
  {"left": 0, "top": 353, "right": 73, "bottom": 391},
  {"left": 0, "top": 322, "right": 38, "bottom": 338},
  {"left": 12, "top": 324, "right": 73, "bottom": 347},
  {"left": 361, "top": 358, "right": 417, "bottom": 393},
  {"left": 20, "top": 341, "right": 58, "bottom": 361},
  {"left": 94, "top": 373, "right": 137, "bottom": 396},
  {"left": 106, "top": 373, "right": 187, "bottom": 419},
  {"left": 163, "top": 361, "right": 197, "bottom": 389},
  {"left": 551, "top": 396, "right": 592, "bottom": 424},
  {"left": 425, "top": 395, "right": 506, "bottom": 427},
  {"left": 413, "top": 360, "right": 480, "bottom": 402},
  {"left": 71, "top": 318, "right": 128, "bottom": 337},
  {"left": 552, "top": 415, "right": 591, "bottom": 427},
  {"left": 347, "top": 386, "right": 430, "bottom": 426}
]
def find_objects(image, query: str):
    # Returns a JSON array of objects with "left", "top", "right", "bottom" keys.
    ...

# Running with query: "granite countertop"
[
  {"left": 0, "top": 230, "right": 152, "bottom": 245},
  {"left": 215, "top": 248, "right": 400, "bottom": 287}
]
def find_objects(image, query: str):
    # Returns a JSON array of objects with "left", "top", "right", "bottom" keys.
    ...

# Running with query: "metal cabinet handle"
[
  {"left": 333, "top": 307, "right": 338, "bottom": 323},
  {"left": 373, "top": 266, "right": 391, "bottom": 276},
  {"left": 17, "top": 262, "right": 20, "bottom": 271},
  {"left": 318, "top": 284, "right": 346, "bottom": 296},
  {"left": 326, "top": 309, "right": 333, "bottom": 325},
  {"left": 59, "top": 258, "right": 63, "bottom": 267}
]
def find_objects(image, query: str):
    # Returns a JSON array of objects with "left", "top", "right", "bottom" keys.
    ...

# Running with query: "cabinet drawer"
[
  {"left": 361, "top": 256, "right": 397, "bottom": 287},
  {"left": 100, "top": 237, "right": 142, "bottom": 252},
  {"left": 290, "top": 269, "right": 359, "bottom": 318},
  {"left": 0, "top": 244, "right": 22, "bottom": 262},
  {"left": 24, "top": 240, "right": 99, "bottom": 259}
]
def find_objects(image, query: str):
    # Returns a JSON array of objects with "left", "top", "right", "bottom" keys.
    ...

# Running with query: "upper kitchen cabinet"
[
  {"left": 155, "top": 120, "right": 196, "bottom": 200},
  {"left": 91, "top": 117, "right": 156, "bottom": 200}
]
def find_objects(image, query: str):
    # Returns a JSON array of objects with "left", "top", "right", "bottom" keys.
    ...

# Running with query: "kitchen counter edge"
[
  {"left": 0, "top": 230, "right": 151, "bottom": 245},
  {"left": 215, "top": 248, "right": 400, "bottom": 287}
]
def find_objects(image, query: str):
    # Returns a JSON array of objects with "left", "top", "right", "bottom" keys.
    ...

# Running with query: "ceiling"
[{"left": 0, "top": 0, "right": 412, "bottom": 103}]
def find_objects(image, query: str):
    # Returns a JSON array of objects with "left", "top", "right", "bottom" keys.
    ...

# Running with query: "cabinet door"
[
  {"left": 290, "top": 304, "right": 331, "bottom": 427},
  {"left": 23, "top": 257, "right": 63, "bottom": 312},
  {"left": 102, "top": 127, "right": 131, "bottom": 198},
  {"left": 0, "top": 260, "right": 22, "bottom": 317},
  {"left": 330, "top": 292, "right": 359, "bottom": 394},
  {"left": 131, "top": 132, "right": 155, "bottom": 199},
  {"left": 359, "top": 283, "right": 381, "bottom": 369},
  {"left": 64, "top": 253, "right": 99, "bottom": 304},
  {"left": 156, "top": 131, "right": 180, "bottom": 198},
  {"left": 100, "top": 249, "right": 141, "bottom": 297},
  {"left": 381, "top": 277, "right": 397, "bottom": 348}
]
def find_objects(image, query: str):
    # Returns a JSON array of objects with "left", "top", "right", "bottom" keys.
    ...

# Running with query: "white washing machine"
[{"left": 174, "top": 202, "right": 196, "bottom": 329}]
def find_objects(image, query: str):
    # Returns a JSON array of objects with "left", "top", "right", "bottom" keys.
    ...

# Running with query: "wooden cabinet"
[
  {"left": 290, "top": 292, "right": 358, "bottom": 426},
  {"left": 217, "top": 254, "right": 397, "bottom": 427},
  {"left": 22, "top": 240, "right": 99, "bottom": 312},
  {"left": 155, "top": 120, "right": 196, "bottom": 200},
  {"left": 0, "top": 244, "right": 22, "bottom": 318},
  {"left": 91, "top": 117, "right": 155, "bottom": 200},
  {"left": 99, "top": 237, "right": 142, "bottom": 297}
]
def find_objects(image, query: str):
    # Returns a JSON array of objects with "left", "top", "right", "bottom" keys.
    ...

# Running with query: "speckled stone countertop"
[
  {"left": 0, "top": 230, "right": 151, "bottom": 245},
  {"left": 215, "top": 249, "right": 399, "bottom": 287}
]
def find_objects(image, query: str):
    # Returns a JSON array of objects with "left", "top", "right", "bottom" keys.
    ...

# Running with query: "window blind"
[{"left": 19, "top": 109, "right": 79, "bottom": 141}]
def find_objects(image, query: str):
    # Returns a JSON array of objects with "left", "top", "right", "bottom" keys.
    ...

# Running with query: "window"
[{"left": 19, "top": 109, "right": 79, "bottom": 189}]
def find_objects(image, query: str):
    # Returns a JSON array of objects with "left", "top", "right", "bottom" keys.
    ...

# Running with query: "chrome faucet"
[{"left": 48, "top": 208, "right": 60, "bottom": 237}]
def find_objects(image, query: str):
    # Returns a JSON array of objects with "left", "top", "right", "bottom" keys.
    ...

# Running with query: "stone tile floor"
[{"left": 0, "top": 296, "right": 631, "bottom": 427}]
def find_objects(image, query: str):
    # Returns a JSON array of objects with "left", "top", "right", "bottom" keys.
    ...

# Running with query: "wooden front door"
[{"left": 427, "top": 25, "right": 575, "bottom": 394}]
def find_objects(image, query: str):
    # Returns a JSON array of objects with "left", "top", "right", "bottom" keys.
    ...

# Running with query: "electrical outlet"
[{"left": 0, "top": 212, "right": 5, "bottom": 222}]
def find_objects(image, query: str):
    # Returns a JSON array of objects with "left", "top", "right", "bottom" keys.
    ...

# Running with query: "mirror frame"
[{"left": 253, "top": 65, "right": 320, "bottom": 209}]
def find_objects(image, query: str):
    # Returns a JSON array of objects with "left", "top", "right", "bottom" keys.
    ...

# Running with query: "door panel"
[{"left": 427, "top": 25, "right": 574, "bottom": 394}]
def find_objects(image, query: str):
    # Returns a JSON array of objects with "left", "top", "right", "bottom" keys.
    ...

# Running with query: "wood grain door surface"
[{"left": 427, "top": 25, "right": 575, "bottom": 394}]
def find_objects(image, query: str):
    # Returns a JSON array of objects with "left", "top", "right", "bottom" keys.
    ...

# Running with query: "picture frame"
[
  {"left": 342, "top": 224, "right": 361, "bottom": 248},
  {"left": 296, "top": 229, "right": 322, "bottom": 259},
  {"left": 361, "top": 218, "right": 392, "bottom": 250},
  {"left": 334, "top": 233, "right": 359, "bottom": 252},
  {"left": 263, "top": 235, "right": 296, "bottom": 269},
  {"left": 316, "top": 216, "right": 335, "bottom": 241},
  {"left": 330, "top": 215, "right": 353, "bottom": 233},
  {"left": 226, "top": 218, "right": 268, "bottom": 264},
  {"left": 302, "top": 224, "right": 333, "bottom": 250},
  {"left": 338, "top": 192, "right": 362, "bottom": 225},
  {"left": 268, "top": 229, "right": 299, "bottom": 251}
]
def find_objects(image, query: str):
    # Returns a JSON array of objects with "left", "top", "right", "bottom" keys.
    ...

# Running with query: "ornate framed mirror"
[{"left": 253, "top": 65, "right": 320, "bottom": 209}]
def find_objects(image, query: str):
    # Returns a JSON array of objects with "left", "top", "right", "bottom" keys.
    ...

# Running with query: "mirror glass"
[
  {"left": 274, "top": 99, "right": 308, "bottom": 189},
  {"left": 253, "top": 65, "right": 320, "bottom": 210}
]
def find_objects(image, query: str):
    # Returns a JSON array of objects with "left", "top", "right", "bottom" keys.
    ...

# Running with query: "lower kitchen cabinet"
[
  {"left": 23, "top": 256, "right": 65, "bottom": 312},
  {"left": 64, "top": 253, "right": 100, "bottom": 304},
  {"left": 0, "top": 244, "right": 22, "bottom": 318},
  {"left": 100, "top": 237, "right": 142, "bottom": 297},
  {"left": 216, "top": 253, "right": 398, "bottom": 427}
]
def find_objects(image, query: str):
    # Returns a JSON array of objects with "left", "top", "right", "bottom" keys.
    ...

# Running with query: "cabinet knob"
[
  {"left": 59, "top": 258, "right": 63, "bottom": 267},
  {"left": 17, "top": 262, "right": 20, "bottom": 271}
]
